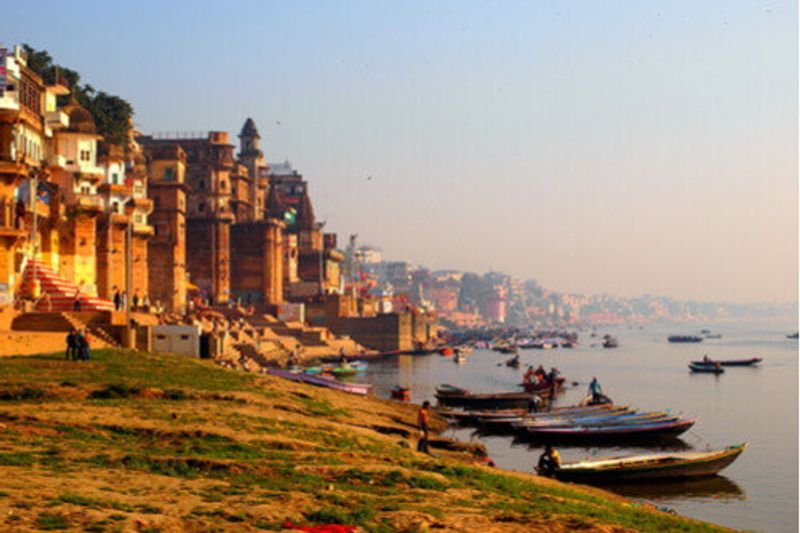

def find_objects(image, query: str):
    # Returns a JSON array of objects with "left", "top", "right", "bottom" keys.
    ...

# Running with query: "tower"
[{"left": 237, "top": 118, "right": 267, "bottom": 221}]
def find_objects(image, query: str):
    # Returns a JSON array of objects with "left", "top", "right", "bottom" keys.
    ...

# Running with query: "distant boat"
[
  {"left": 689, "top": 363, "right": 724, "bottom": 374},
  {"left": 669, "top": 335, "right": 704, "bottom": 343},
  {"left": 704, "top": 334, "right": 722, "bottom": 339},
  {"left": 549, "top": 444, "right": 746, "bottom": 483},
  {"left": 690, "top": 357, "right": 762, "bottom": 367},
  {"left": 788, "top": 332, "right": 799, "bottom": 339},
  {"left": 602, "top": 337, "right": 619, "bottom": 349}
]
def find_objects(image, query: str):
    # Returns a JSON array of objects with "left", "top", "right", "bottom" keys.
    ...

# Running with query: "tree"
[{"left": 22, "top": 44, "right": 134, "bottom": 150}]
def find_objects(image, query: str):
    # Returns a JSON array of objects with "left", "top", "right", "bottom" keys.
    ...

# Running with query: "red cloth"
[{"left": 283, "top": 522, "right": 356, "bottom": 533}]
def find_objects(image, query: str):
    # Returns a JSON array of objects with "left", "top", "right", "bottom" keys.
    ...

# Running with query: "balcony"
[
  {"left": 48, "top": 154, "right": 68, "bottom": 168},
  {"left": 133, "top": 223, "right": 154, "bottom": 236},
  {"left": 72, "top": 194, "right": 104, "bottom": 214},
  {"left": 45, "top": 110, "right": 69, "bottom": 130},
  {"left": 0, "top": 197, "right": 25, "bottom": 238}
]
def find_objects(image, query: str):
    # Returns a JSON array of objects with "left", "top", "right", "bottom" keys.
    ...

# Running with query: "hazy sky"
[{"left": 4, "top": 1, "right": 797, "bottom": 303}]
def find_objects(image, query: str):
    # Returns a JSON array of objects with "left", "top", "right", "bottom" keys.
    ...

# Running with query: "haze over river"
[{"left": 362, "top": 322, "right": 798, "bottom": 532}]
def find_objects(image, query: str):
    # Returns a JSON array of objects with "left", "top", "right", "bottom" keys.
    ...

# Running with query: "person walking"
[
  {"left": 65, "top": 329, "right": 77, "bottom": 361},
  {"left": 417, "top": 401, "right": 431, "bottom": 453}
]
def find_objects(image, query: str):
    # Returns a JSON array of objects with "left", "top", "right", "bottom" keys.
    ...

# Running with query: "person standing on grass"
[
  {"left": 417, "top": 401, "right": 431, "bottom": 453},
  {"left": 65, "top": 329, "right": 77, "bottom": 361},
  {"left": 76, "top": 330, "right": 90, "bottom": 361}
]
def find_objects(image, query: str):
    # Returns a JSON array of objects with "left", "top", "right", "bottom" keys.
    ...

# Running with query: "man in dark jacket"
[{"left": 65, "top": 329, "right": 77, "bottom": 360}]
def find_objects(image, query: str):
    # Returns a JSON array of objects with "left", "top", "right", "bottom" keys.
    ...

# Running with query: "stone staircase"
[
  {"left": 19, "top": 260, "right": 114, "bottom": 312},
  {"left": 11, "top": 312, "right": 118, "bottom": 349}
]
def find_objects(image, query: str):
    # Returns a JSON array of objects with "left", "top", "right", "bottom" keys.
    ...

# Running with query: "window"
[
  {"left": 133, "top": 182, "right": 144, "bottom": 196},
  {"left": 80, "top": 185, "right": 90, "bottom": 195},
  {"left": 198, "top": 202, "right": 206, "bottom": 212},
  {"left": 164, "top": 167, "right": 174, "bottom": 181},
  {"left": 80, "top": 150, "right": 91, "bottom": 162},
  {"left": 220, "top": 180, "right": 227, "bottom": 190},
  {"left": 111, "top": 173, "right": 119, "bottom": 184},
  {"left": 180, "top": 335, "right": 189, "bottom": 340}
]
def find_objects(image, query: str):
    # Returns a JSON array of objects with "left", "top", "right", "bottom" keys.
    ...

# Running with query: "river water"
[{"left": 361, "top": 322, "right": 798, "bottom": 532}]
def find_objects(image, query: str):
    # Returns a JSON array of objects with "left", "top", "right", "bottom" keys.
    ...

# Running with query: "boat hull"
[
  {"left": 553, "top": 445, "right": 746, "bottom": 483},
  {"left": 269, "top": 368, "right": 372, "bottom": 395},
  {"left": 525, "top": 418, "right": 696, "bottom": 443},
  {"left": 690, "top": 358, "right": 762, "bottom": 367}
]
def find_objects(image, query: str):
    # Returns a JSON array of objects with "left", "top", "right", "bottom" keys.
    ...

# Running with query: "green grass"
[{"left": 0, "top": 349, "right": 726, "bottom": 533}]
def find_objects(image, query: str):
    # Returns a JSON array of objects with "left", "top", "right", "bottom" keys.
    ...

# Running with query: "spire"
[{"left": 239, "top": 117, "right": 260, "bottom": 139}]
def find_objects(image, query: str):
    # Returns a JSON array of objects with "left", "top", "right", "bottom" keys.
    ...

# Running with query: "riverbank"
[{"left": 0, "top": 349, "right": 728, "bottom": 531}]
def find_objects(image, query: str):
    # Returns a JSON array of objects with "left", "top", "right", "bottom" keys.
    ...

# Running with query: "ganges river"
[{"left": 361, "top": 322, "right": 798, "bottom": 532}]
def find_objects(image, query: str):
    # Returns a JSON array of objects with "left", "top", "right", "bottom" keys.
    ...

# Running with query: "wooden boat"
[
  {"left": 439, "top": 347, "right": 454, "bottom": 356},
  {"left": 690, "top": 357, "right": 762, "bottom": 367},
  {"left": 505, "top": 357, "right": 521, "bottom": 368},
  {"left": 669, "top": 335, "right": 704, "bottom": 343},
  {"left": 602, "top": 338, "right": 619, "bottom": 348},
  {"left": 689, "top": 363, "right": 725, "bottom": 374},
  {"left": 390, "top": 386, "right": 410, "bottom": 402},
  {"left": 494, "top": 345, "right": 519, "bottom": 354},
  {"left": 550, "top": 444, "right": 747, "bottom": 483},
  {"left": 788, "top": 332, "right": 799, "bottom": 339},
  {"left": 268, "top": 368, "right": 372, "bottom": 395},
  {"left": 435, "top": 384, "right": 541, "bottom": 409},
  {"left": 520, "top": 413, "right": 676, "bottom": 429},
  {"left": 330, "top": 365, "right": 360, "bottom": 377},
  {"left": 524, "top": 418, "right": 696, "bottom": 441}
]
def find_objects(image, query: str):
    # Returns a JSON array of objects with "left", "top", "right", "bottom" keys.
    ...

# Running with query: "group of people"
[
  {"left": 112, "top": 288, "right": 151, "bottom": 312},
  {"left": 65, "top": 329, "right": 91, "bottom": 361},
  {"left": 523, "top": 365, "right": 561, "bottom": 387}
]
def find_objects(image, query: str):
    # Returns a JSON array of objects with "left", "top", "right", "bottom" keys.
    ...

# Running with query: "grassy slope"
[{"left": 0, "top": 349, "right": 729, "bottom": 532}]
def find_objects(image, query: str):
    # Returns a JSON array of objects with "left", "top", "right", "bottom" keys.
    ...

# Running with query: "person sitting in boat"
[
  {"left": 536, "top": 445, "right": 561, "bottom": 477},
  {"left": 339, "top": 348, "right": 348, "bottom": 365},
  {"left": 588, "top": 377, "right": 603, "bottom": 403},
  {"left": 523, "top": 366, "right": 535, "bottom": 384},
  {"left": 508, "top": 354, "right": 520, "bottom": 366}
]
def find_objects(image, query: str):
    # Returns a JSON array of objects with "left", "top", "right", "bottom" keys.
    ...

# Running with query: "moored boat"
[
  {"left": 435, "top": 384, "right": 543, "bottom": 409},
  {"left": 549, "top": 444, "right": 746, "bottom": 483},
  {"left": 268, "top": 368, "right": 372, "bottom": 395},
  {"left": 524, "top": 417, "right": 696, "bottom": 442}
]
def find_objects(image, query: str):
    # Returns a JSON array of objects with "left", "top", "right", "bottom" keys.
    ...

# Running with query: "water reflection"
[{"left": 602, "top": 476, "right": 745, "bottom": 502}]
